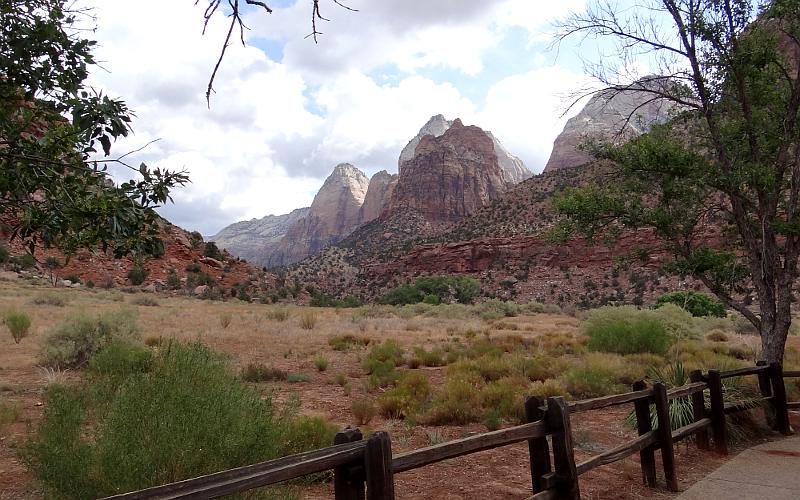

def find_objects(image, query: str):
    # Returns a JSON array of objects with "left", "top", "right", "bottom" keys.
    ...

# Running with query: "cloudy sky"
[{"left": 84, "top": 0, "right": 601, "bottom": 235}]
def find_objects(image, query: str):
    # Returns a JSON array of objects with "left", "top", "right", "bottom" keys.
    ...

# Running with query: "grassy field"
[{"left": 1, "top": 279, "right": 798, "bottom": 499}]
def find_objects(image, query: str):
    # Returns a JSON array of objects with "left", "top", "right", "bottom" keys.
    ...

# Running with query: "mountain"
[
  {"left": 265, "top": 163, "right": 370, "bottom": 267},
  {"left": 359, "top": 170, "right": 397, "bottom": 224},
  {"left": 210, "top": 207, "right": 309, "bottom": 266},
  {"left": 399, "top": 114, "right": 533, "bottom": 184},
  {"left": 544, "top": 78, "right": 684, "bottom": 172},
  {"left": 387, "top": 119, "right": 509, "bottom": 223}
]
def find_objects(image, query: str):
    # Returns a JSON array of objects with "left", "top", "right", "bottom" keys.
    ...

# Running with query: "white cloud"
[{"left": 80, "top": 0, "right": 595, "bottom": 235}]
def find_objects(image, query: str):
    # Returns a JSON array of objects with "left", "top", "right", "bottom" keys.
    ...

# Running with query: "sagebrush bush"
[
  {"left": 241, "top": 363, "right": 287, "bottom": 382},
  {"left": 127, "top": 265, "right": 148, "bottom": 286},
  {"left": 423, "top": 373, "right": 483, "bottom": 425},
  {"left": 299, "top": 312, "right": 317, "bottom": 330},
  {"left": 4, "top": 310, "right": 31, "bottom": 344},
  {"left": 480, "top": 376, "right": 528, "bottom": 422},
  {"left": 412, "top": 347, "right": 445, "bottom": 367},
  {"left": 31, "top": 293, "right": 66, "bottom": 307},
  {"left": 562, "top": 353, "right": 645, "bottom": 398},
  {"left": 40, "top": 309, "right": 140, "bottom": 368},
  {"left": 530, "top": 379, "right": 568, "bottom": 399},
  {"left": 328, "top": 334, "right": 371, "bottom": 351},
  {"left": 313, "top": 356, "right": 329, "bottom": 372},
  {"left": 583, "top": 306, "right": 673, "bottom": 355},
  {"left": 378, "top": 371, "right": 431, "bottom": 420},
  {"left": 351, "top": 397, "right": 376, "bottom": 425},
  {"left": 24, "top": 343, "right": 334, "bottom": 499},
  {"left": 266, "top": 307, "right": 291, "bottom": 322}
]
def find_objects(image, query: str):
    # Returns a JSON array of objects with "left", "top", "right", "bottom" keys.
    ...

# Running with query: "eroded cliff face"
[
  {"left": 359, "top": 170, "right": 397, "bottom": 224},
  {"left": 210, "top": 207, "right": 310, "bottom": 266},
  {"left": 266, "top": 163, "right": 369, "bottom": 267},
  {"left": 387, "top": 119, "right": 508, "bottom": 223},
  {"left": 399, "top": 114, "right": 532, "bottom": 184},
  {"left": 544, "top": 78, "right": 684, "bottom": 172}
]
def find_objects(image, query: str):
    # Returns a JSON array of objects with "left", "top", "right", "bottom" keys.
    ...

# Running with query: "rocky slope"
[
  {"left": 387, "top": 119, "right": 510, "bottom": 223},
  {"left": 544, "top": 78, "right": 684, "bottom": 172},
  {"left": 400, "top": 114, "right": 532, "bottom": 184},
  {"left": 210, "top": 207, "right": 309, "bottom": 265},
  {"left": 264, "top": 163, "right": 370, "bottom": 267}
]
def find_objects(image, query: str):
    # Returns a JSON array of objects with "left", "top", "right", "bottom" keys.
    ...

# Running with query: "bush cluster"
[
  {"left": 4, "top": 310, "right": 32, "bottom": 343},
  {"left": 654, "top": 291, "right": 727, "bottom": 318},
  {"left": 583, "top": 306, "right": 673, "bottom": 355},
  {"left": 378, "top": 276, "right": 481, "bottom": 306}
]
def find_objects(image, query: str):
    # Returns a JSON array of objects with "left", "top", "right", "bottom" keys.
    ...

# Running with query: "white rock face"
[
  {"left": 544, "top": 78, "right": 684, "bottom": 172},
  {"left": 400, "top": 114, "right": 532, "bottom": 184},
  {"left": 209, "top": 207, "right": 310, "bottom": 265}
]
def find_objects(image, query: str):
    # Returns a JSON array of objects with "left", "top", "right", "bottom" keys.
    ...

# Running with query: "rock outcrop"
[
  {"left": 387, "top": 119, "right": 508, "bottom": 223},
  {"left": 359, "top": 170, "right": 397, "bottom": 224},
  {"left": 210, "top": 207, "right": 309, "bottom": 266},
  {"left": 400, "top": 114, "right": 532, "bottom": 184},
  {"left": 544, "top": 77, "right": 683, "bottom": 172},
  {"left": 266, "top": 163, "right": 370, "bottom": 267}
]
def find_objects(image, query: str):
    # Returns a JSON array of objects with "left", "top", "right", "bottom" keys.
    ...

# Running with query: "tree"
[
  {"left": 552, "top": 0, "right": 800, "bottom": 362},
  {"left": 0, "top": 0, "right": 188, "bottom": 260}
]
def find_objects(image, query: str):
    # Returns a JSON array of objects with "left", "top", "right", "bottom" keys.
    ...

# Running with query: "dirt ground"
[{"left": 1, "top": 279, "right": 798, "bottom": 499}]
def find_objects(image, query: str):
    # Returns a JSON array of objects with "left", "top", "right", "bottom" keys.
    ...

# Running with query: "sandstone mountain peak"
[
  {"left": 544, "top": 76, "right": 684, "bottom": 172},
  {"left": 360, "top": 170, "right": 398, "bottom": 224},
  {"left": 388, "top": 121, "right": 507, "bottom": 223},
  {"left": 400, "top": 114, "right": 532, "bottom": 184}
]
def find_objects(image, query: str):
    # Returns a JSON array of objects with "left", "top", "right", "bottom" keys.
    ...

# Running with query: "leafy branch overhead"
[
  {"left": 552, "top": 0, "right": 800, "bottom": 362},
  {"left": 197, "top": 0, "right": 357, "bottom": 106},
  {"left": 0, "top": 0, "right": 189, "bottom": 259}
]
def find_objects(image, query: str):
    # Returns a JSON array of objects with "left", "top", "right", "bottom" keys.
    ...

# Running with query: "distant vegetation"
[{"left": 378, "top": 276, "right": 481, "bottom": 306}]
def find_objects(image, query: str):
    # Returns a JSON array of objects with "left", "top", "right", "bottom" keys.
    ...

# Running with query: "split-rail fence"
[{"left": 102, "top": 362, "right": 798, "bottom": 500}]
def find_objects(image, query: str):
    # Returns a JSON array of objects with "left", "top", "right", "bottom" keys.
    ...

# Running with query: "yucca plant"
[{"left": 627, "top": 361, "right": 761, "bottom": 442}]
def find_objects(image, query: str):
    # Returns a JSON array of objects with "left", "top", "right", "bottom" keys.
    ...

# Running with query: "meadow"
[{"left": 1, "top": 279, "right": 798, "bottom": 499}]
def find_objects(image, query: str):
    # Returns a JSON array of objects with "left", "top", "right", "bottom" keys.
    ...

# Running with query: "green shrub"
[
  {"left": 85, "top": 280, "right": 95, "bottom": 289},
  {"left": 483, "top": 408, "right": 502, "bottom": 431},
  {"left": 530, "top": 379, "right": 568, "bottom": 399},
  {"left": 480, "top": 376, "right": 528, "bottom": 422},
  {"left": 24, "top": 343, "right": 331, "bottom": 499},
  {"left": 313, "top": 356, "right": 329, "bottom": 372},
  {"left": 583, "top": 306, "right": 672, "bottom": 355},
  {"left": 378, "top": 284, "right": 423, "bottom": 306},
  {"left": 89, "top": 343, "right": 153, "bottom": 380},
  {"left": 422, "top": 294, "right": 441, "bottom": 305},
  {"left": 0, "top": 244, "right": 8, "bottom": 264},
  {"left": 328, "top": 334, "right": 371, "bottom": 351},
  {"left": 412, "top": 347, "right": 445, "bottom": 367},
  {"left": 241, "top": 363, "right": 287, "bottom": 382},
  {"left": 130, "top": 296, "right": 159, "bottom": 307},
  {"left": 652, "top": 303, "right": 700, "bottom": 340},
  {"left": 377, "top": 372, "right": 431, "bottom": 420},
  {"left": 40, "top": 309, "right": 140, "bottom": 368},
  {"left": 202, "top": 241, "right": 224, "bottom": 261},
  {"left": 4, "top": 310, "right": 31, "bottom": 344},
  {"left": 654, "top": 291, "right": 726, "bottom": 317},
  {"left": 378, "top": 276, "right": 481, "bottom": 306},
  {"left": 63, "top": 274, "right": 81, "bottom": 284},
  {"left": 127, "top": 266, "right": 147, "bottom": 286},
  {"left": 287, "top": 373, "right": 310, "bottom": 383},
  {"left": 423, "top": 373, "right": 483, "bottom": 425},
  {"left": 165, "top": 272, "right": 180, "bottom": 290}
]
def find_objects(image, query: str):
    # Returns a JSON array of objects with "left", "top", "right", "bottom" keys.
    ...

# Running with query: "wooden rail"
[{"left": 109, "top": 363, "right": 797, "bottom": 500}]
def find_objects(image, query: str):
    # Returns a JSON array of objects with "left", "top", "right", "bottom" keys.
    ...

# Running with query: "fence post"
[
  {"left": 769, "top": 362, "right": 793, "bottom": 436},
  {"left": 757, "top": 360, "right": 777, "bottom": 430},
  {"left": 653, "top": 382, "right": 678, "bottom": 492},
  {"left": 335, "top": 428, "right": 365, "bottom": 500},
  {"left": 632, "top": 380, "right": 656, "bottom": 487},
  {"left": 546, "top": 396, "right": 580, "bottom": 499},
  {"left": 525, "top": 396, "right": 552, "bottom": 494},
  {"left": 689, "top": 370, "right": 710, "bottom": 451},
  {"left": 707, "top": 369, "right": 728, "bottom": 455},
  {"left": 364, "top": 431, "right": 395, "bottom": 500}
]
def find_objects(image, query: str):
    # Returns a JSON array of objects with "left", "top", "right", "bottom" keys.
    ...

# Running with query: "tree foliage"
[
  {"left": 554, "top": 0, "right": 800, "bottom": 361},
  {"left": 0, "top": 0, "right": 188, "bottom": 259}
]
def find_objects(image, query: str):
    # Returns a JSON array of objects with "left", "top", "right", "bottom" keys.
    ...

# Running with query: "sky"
[{"left": 83, "top": 0, "right": 602, "bottom": 236}]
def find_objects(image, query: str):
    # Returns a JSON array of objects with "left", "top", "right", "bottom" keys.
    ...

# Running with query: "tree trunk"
[{"left": 761, "top": 319, "right": 790, "bottom": 364}]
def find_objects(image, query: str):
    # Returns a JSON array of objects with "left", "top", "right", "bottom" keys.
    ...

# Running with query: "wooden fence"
[{"left": 102, "top": 363, "right": 798, "bottom": 500}]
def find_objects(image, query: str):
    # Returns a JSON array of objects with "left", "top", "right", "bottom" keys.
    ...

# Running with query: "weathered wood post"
[
  {"left": 653, "top": 382, "right": 678, "bottom": 492},
  {"left": 364, "top": 431, "right": 395, "bottom": 500},
  {"left": 334, "top": 428, "right": 365, "bottom": 500},
  {"left": 707, "top": 369, "right": 728, "bottom": 454},
  {"left": 525, "top": 396, "right": 552, "bottom": 494},
  {"left": 756, "top": 360, "right": 777, "bottom": 430},
  {"left": 632, "top": 380, "right": 656, "bottom": 487},
  {"left": 546, "top": 396, "right": 580, "bottom": 499},
  {"left": 689, "top": 370, "right": 710, "bottom": 451},
  {"left": 769, "top": 362, "right": 793, "bottom": 436}
]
